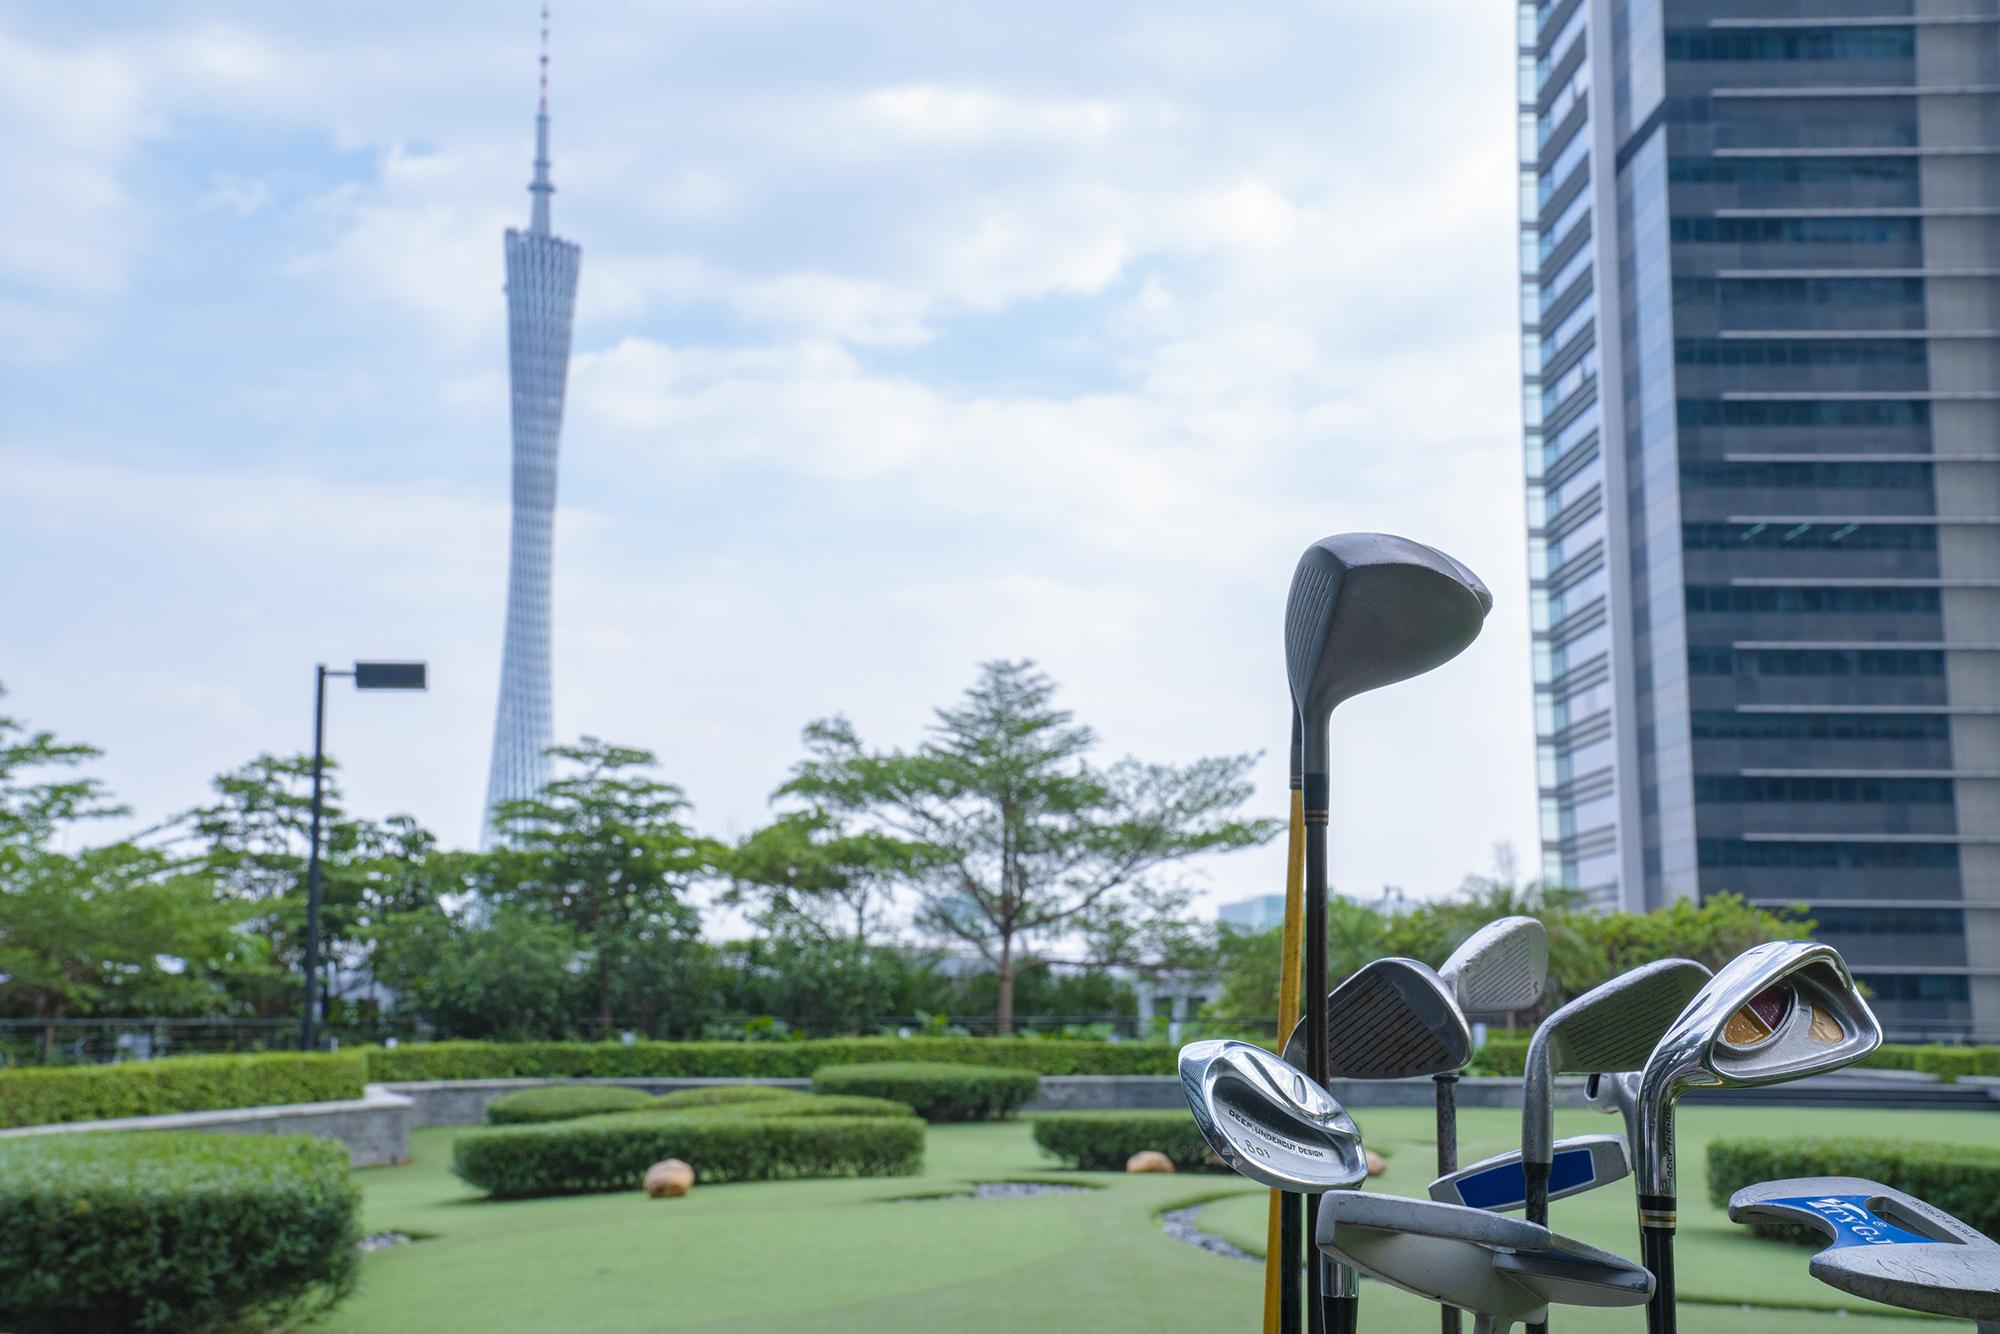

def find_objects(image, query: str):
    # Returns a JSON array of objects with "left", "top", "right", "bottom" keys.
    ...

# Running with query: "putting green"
[{"left": 326, "top": 1106, "right": 1996, "bottom": 1333}]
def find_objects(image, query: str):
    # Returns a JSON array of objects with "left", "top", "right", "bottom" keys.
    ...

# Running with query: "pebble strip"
[{"left": 1160, "top": 1205, "right": 1255, "bottom": 1262}]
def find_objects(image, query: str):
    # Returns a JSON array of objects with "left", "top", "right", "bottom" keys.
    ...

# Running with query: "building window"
[
  {"left": 1698, "top": 838, "right": 1960, "bottom": 869},
  {"left": 1693, "top": 775, "right": 1955, "bottom": 804},
  {"left": 1688, "top": 710, "right": 1948, "bottom": 741},
  {"left": 1682, "top": 522, "right": 1937, "bottom": 551},
  {"left": 1854, "top": 973, "right": 1970, "bottom": 1002}
]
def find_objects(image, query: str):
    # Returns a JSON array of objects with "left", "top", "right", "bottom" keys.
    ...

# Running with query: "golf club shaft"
[
  {"left": 1524, "top": 1161, "right": 1551, "bottom": 1334},
  {"left": 1302, "top": 770, "right": 1330, "bottom": 1334},
  {"left": 1641, "top": 1217, "right": 1676, "bottom": 1334},
  {"left": 1434, "top": 1071, "right": 1461, "bottom": 1334},
  {"left": 1323, "top": 1262, "right": 1356, "bottom": 1334},
  {"left": 1269, "top": 719, "right": 1309, "bottom": 1334}
]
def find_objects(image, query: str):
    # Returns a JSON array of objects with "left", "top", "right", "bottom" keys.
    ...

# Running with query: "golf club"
[
  {"left": 1435, "top": 916, "right": 1548, "bottom": 1334},
  {"left": 1267, "top": 716, "right": 1309, "bottom": 1334},
  {"left": 1583, "top": 1069, "right": 1640, "bottom": 1148},
  {"left": 1633, "top": 940, "right": 1883, "bottom": 1334},
  {"left": 1316, "top": 1190, "right": 1653, "bottom": 1334},
  {"left": 1285, "top": 532, "right": 1491, "bottom": 1334},
  {"left": 1728, "top": 1177, "right": 2000, "bottom": 1331},
  {"left": 1179, "top": 1040, "right": 1370, "bottom": 1193},
  {"left": 1430, "top": 1135, "right": 1628, "bottom": 1212},
  {"left": 1518, "top": 959, "right": 1709, "bottom": 1334}
]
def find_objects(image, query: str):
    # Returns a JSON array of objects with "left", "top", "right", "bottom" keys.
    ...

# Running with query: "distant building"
[
  {"left": 1518, "top": 1, "right": 2000, "bottom": 1038},
  {"left": 1217, "top": 894, "right": 1287, "bottom": 933},
  {"left": 483, "top": 19, "right": 582, "bottom": 843}
]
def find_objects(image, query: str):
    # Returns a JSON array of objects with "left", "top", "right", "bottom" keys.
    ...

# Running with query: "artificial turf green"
[{"left": 324, "top": 1105, "right": 1999, "bottom": 1333}]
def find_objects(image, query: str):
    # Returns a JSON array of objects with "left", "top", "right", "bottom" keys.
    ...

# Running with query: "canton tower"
[{"left": 483, "top": 7, "right": 580, "bottom": 842}]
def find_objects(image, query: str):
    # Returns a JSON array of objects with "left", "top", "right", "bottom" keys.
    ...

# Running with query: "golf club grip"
[
  {"left": 1281, "top": 1191, "right": 1303, "bottom": 1334},
  {"left": 1524, "top": 1161, "right": 1551, "bottom": 1334},
  {"left": 1435, "top": 1073, "right": 1461, "bottom": 1334},
  {"left": 1301, "top": 775, "right": 1330, "bottom": 1334},
  {"left": 1641, "top": 1225, "right": 1675, "bottom": 1334}
]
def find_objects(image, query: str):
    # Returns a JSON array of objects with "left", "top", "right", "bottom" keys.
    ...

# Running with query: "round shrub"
[
  {"left": 451, "top": 1112, "right": 924, "bottom": 1198},
  {"left": 486, "top": 1085, "right": 659, "bottom": 1125},
  {"left": 811, "top": 1062, "right": 1040, "bottom": 1122},
  {"left": 1031, "top": 1110, "right": 1220, "bottom": 1173},
  {"left": 0, "top": 1132, "right": 360, "bottom": 1334},
  {"left": 652, "top": 1085, "right": 808, "bottom": 1111},
  {"left": 1708, "top": 1136, "right": 2000, "bottom": 1242}
]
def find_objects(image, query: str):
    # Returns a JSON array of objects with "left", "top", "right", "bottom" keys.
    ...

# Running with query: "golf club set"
[{"left": 1176, "top": 535, "right": 2000, "bottom": 1334}]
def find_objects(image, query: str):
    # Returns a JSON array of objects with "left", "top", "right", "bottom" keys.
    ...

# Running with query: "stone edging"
[{"left": 0, "top": 1083, "right": 417, "bottom": 1167}]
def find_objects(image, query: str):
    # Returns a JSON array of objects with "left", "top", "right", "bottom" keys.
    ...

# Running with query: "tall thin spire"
[{"left": 529, "top": 4, "right": 553, "bottom": 235}]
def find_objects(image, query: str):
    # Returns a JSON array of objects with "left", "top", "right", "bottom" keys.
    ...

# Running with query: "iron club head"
[
  {"left": 1522, "top": 959, "right": 1711, "bottom": 1168},
  {"left": 1728, "top": 1177, "right": 2000, "bottom": 1324},
  {"left": 1635, "top": 940, "right": 1882, "bottom": 1202},
  {"left": 1178, "top": 1040, "right": 1369, "bottom": 1193},
  {"left": 1282, "top": 957, "right": 1475, "bottom": 1080},
  {"left": 1284, "top": 534, "right": 1491, "bottom": 773},
  {"left": 1439, "top": 916, "right": 1550, "bottom": 1016}
]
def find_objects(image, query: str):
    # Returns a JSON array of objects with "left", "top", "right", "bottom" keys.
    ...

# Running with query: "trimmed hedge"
[
  {"left": 486, "top": 1085, "right": 660, "bottom": 1125},
  {"left": 707, "top": 1094, "right": 915, "bottom": 1120},
  {"left": 653, "top": 1085, "right": 807, "bottom": 1111},
  {"left": 0, "top": 1132, "right": 360, "bottom": 1333},
  {"left": 365, "top": 1036, "right": 1175, "bottom": 1082},
  {"left": 0, "top": 1053, "right": 368, "bottom": 1129},
  {"left": 1473, "top": 1037, "right": 1530, "bottom": 1077},
  {"left": 812, "top": 1062, "right": 1039, "bottom": 1122},
  {"left": 452, "top": 1111, "right": 924, "bottom": 1198},
  {"left": 1861, "top": 1043, "right": 2000, "bottom": 1082},
  {"left": 1708, "top": 1137, "right": 2000, "bottom": 1242},
  {"left": 1031, "top": 1110, "right": 1220, "bottom": 1173}
]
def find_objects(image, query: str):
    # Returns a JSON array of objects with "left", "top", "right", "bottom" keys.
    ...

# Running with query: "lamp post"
[{"left": 302, "top": 661, "right": 427, "bottom": 1052}]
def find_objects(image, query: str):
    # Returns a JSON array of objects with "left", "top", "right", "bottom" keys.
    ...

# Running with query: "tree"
[
  {"left": 487, "top": 738, "right": 721, "bottom": 1030},
  {"left": 373, "top": 905, "right": 585, "bottom": 1041},
  {"left": 780, "top": 660, "right": 1279, "bottom": 1033},
  {"left": 728, "top": 806, "right": 925, "bottom": 946},
  {"left": 0, "top": 683, "right": 120, "bottom": 867},
  {"left": 0, "top": 843, "right": 245, "bottom": 1051}
]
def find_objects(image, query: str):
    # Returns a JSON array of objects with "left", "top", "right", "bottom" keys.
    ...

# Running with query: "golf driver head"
[
  {"left": 1317, "top": 1190, "right": 1652, "bottom": 1332},
  {"left": 1284, "top": 534, "right": 1492, "bottom": 771},
  {"left": 1178, "top": 1040, "right": 1368, "bottom": 1193},
  {"left": 1430, "top": 1135, "right": 1630, "bottom": 1213},
  {"left": 1439, "top": 916, "right": 1549, "bottom": 1016},
  {"left": 1522, "top": 959, "right": 1711, "bottom": 1166},
  {"left": 1635, "top": 940, "right": 1882, "bottom": 1199},
  {"left": 1283, "top": 957, "right": 1474, "bottom": 1080},
  {"left": 1728, "top": 1177, "right": 2000, "bottom": 1323}
]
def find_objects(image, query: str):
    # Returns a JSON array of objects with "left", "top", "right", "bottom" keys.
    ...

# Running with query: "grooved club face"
[
  {"left": 1635, "top": 941, "right": 1882, "bottom": 1198},
  {"left": 1283, "top": 957, "right": 1474, "bottom": 1080},
  {"left": 1178, "top": 1040, "right": 1368, "bottom": 1193},
  {"left": 1439, "top": 916, "right": 1549, "bottom": 1015},
  {"left": 1283, "top": 534, "right": 1492, "bottom": 771},
  {"left": 1522, "top": 960, "right": 1711, "bottom": 1165}
]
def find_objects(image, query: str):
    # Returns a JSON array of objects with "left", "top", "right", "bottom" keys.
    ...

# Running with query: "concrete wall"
[{"left": 0, "top": 1083, "right": 416, "bottom": 1167}]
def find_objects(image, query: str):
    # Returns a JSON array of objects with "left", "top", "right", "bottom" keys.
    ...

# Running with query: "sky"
[{"left": 0, "top": 2, "right": 1535, "bottom": 933}]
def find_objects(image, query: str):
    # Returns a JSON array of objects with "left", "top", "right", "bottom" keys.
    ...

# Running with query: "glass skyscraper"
[{"left": 1518, "top": 1, "right": 2000, "bottom": 1039}]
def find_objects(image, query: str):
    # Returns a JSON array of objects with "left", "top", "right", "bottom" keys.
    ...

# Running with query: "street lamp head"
[{"left": 353, "top": 661, "right": 428, "bottom": 690}]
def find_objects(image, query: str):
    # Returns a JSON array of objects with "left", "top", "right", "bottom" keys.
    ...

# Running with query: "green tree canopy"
[{"left": 779, "top": 660, "right": 1279, "bottom": 1032}]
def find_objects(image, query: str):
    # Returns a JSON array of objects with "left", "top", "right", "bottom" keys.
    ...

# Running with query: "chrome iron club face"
[
  {"left": 1634, "top": 940, "right": 1882, "bottom": 1334},
  {"left": 1522, "top": 960, "right": 1711, "bottom": 1170},
  {"left": 1179, "top": 1040, "right": 1369, "bottom": 1194},
  {"left": 1728, "top": 1177, "right": 2000, "bottom": 1328},
  {"left": 1431, "top": 1136, "right": 1630, "bottom": 1213},
  {"left": 1439, "top": 916, "right": 1549, "bottom": 1017},
  {"left": 1635, "top": 941, "right": 1882, "bottom": 1204},
  {"left": 1282, "top": 957, "right": 1475, "bottom": 1080},
  {"left": 1316, "top": 1191, "right": 1653, "bottom": 1334}
]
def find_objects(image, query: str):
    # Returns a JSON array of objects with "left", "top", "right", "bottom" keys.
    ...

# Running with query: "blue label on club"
[
  {"left": 1454, "top": 1148, "right": 1599, "bottom": 1211},
  {"left": 1766, "top": 1196, "right": 1933, "bottom": 1248}
]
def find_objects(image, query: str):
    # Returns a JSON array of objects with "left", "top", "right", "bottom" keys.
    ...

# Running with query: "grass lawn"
[{"left": 325, "top": 1104, "right": 2000, "bottom": 1333}]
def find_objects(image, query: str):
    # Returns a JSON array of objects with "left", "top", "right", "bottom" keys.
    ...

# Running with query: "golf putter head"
[
  {"left": 1440, "top": 916, "right": 1549, "bottom": 1016},
  {"left": 1178, "top": 1040, "right": 1369, "bottom": 1193},
  {"left": 1729, "top": 1178, "right": 2000, "bottom": 1324},
  {"left": 1282, "top": 957, "right": 1474, "bottom": 1080},
  {"left": 1317, "top": 1191, "right": 1652, "bottom": 1333},
  {"left": 1522, "top": 959, "right": 1711, "bottom": 1167},
  {"left": 1430, "top": 1135, "right": 1629, "bottom": 1213},
  {"left": 1284, "top": 534, "right": 1491, "bottom": 771},
  {"left": 1635, "top": 941, "right": 1882, "bottom": 1200}
]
